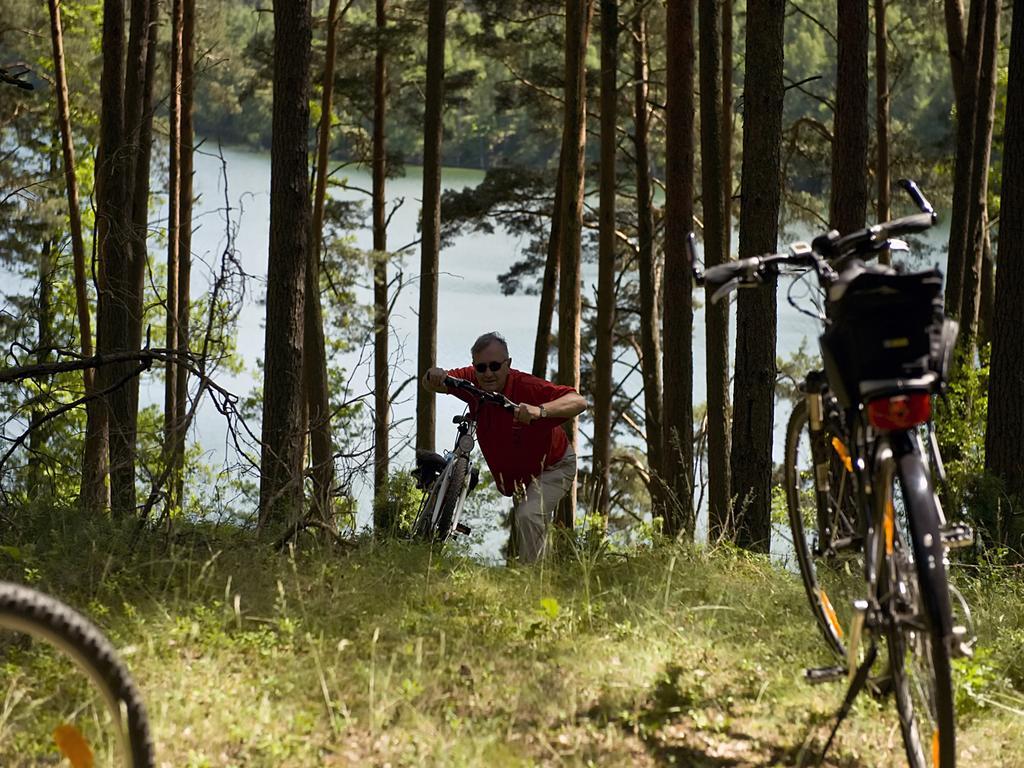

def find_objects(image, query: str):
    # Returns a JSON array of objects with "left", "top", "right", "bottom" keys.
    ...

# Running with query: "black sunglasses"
[{"left": 474, "top": 358, "right": 510, "bottom": 373}]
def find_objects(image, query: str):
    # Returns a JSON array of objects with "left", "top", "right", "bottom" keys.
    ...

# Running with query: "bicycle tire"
[
  {"left": 783, "top": 398, "right": 861, "bottom": 659},
  {"left": 433, "top": 457, "right": 468, "bottom": 542},
  {"left": 886, "top": 450, "right": 956, "bottom": 768},
  {"left": 411, "top": 476, "right": 444, "bottom": 541},
  {"left": 0, "top": 581, "right": 154, "bottom": 767}
]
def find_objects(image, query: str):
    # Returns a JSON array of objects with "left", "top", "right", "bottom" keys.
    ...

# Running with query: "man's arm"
[{"left": 515, "top": 391, "right": 588, "bottom": 424}]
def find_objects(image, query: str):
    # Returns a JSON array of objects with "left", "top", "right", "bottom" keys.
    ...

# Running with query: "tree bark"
[
  {"left": 29, "top": 236, "right": 54, "bottom": 495},
  {"left": 592, "top": 0, "right": 617, "bottom": 520},
  {"left": 554, "top": 0, "right": 592, "bottom": 528},
  {"left": 829, "top": 0, "right": 869, "bottom": 235},
  {"left": 985, "top": 1, "right": 1024, "bottom": 555},
  {"left": 958, "top": 0, "right": 999, "bottom": 347},
  {"left": 165, "top": 0, "right": 183, "bottom": 501},
  {"left": 533, "top": 152, "right": 564, "bottom": 379},
  {"left": 721, "top": 0, "right": 733, "bottom": 259},
  {"left": 944, "top": 0, "right": 967, "bottom": 108},
  {"left": 259, "top": 0, "right": 312, "bottom": 531},
  {"left": 372, "top": 0, "right": 391, "bottom": 530},
  {"left": 48, "top": 0, "right": 106, "bottom": 512},
  {"left": 304, "top": 0, "right": 341, "bottom": 519},
  {"left": 945, "top": 0, "right": 987, "bottom": 320},
  {"left": 416, "top": 0, "right": 447, "bottom": 454},
  {"left": 730, "top": 0, "right": 784, "bottom": 553},
  {"left": 874, "top": 0, "right": 891, "bottom": 265},
  {"left": 699, "top": 0, "right": 730, "bottom": 538},
  {"left": 633, "top": 9, "right": 665, "bottom": 520},
  {"left": 663, "top": 0, "right": 696, "bottom": 538}
]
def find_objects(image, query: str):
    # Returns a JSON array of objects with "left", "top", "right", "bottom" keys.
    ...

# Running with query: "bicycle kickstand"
[{"left": 818, "top": 641, "right": 879, "bottom": 765}]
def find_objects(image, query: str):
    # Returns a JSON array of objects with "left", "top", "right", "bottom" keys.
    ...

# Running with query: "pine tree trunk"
[
  {"left": 699, "top": 0, "right": 731, "bottom": 538},
  {"left": 29, "top": 237, "right": 53, "bottom": 495},
  {"left": 165, "top": 0, "right": 183, "bottom": 505},
  {"left": 945, "top": 0, "right": 967, "bottom": 108},
  {"left": 874, "top": 0, "right": 891, "bottom": 264},
  {"left": 730, "top": 0, "right": 784, "bottom": 553},
  {"left": 721, "top": 0, "right": 733, "bottom": 258},
  {"left": 416, "top": 0, "right": 446, "bottom": 454},
  {"left": 959, "top": 0, "right": 999, "bottom": 347},
  {"left": 985, "top": 2, "right": 1024, "bottom": 555},
  {"left": 259, "top": 0, "right": 312, "bottom": 531},
  {"left": 633, "top": 10, "right": 665, "bottom": 517},
  {"left": 946, "top": 0, "right": 987, "bottom": 320},
  {"left": 534, "top": 143, "right": 565, "bottom": 379},
  {"left": 663, "top": 0, "right": 696, "bottom": 538},
  {"left": 554, "top": 0, "right": 591, "bottom": 528},
  {"left": 829, "top": 0, "right": 869, "bottom": 235},
  {"left": 592, "top": 0, "right": 618, "bottom": 520},
  {"left": 305, "top": 0, "right": 341, "bottom": 518},
  {"left": 372, "top": 0, "right": 391, "bottom": 530},
  {"left": 48, "top": 0, "right": 106, "bottom": 512}
]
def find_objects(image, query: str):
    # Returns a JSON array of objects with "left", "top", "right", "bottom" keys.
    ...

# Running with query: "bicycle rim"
[
  {"left": 885, "top": 453, "right": 956, "bottom": 768},
  {"left": 0, "top": 582, "right": 154, "bottom": 767},
  {"left": 783, "top": 399, "right": 861, "bottom": 659},
  {"left": 434, "top": 458, "right": 468, "bottom": 541}
]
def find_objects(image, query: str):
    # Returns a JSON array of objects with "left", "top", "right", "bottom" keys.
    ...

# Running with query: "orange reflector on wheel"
[
  {"left": 53, "top": 724, "right": 94, "bottom": 768},
  {"left": 820, "top": 589, "right": 843, "bottom": 639},
  {"left": 932, "top": 728, "right": 940, "bottom": 766},
  {"left": 831, "top": 437, "right": 853, "bottom": 473},
  {"left": 884, "top": 498, "right": 895, "bottom": 555},
  {"left": 867, "top": 392, "right": 931, "bottom": 431}
]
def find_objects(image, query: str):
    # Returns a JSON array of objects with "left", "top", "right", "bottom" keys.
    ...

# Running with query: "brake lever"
[{"left": 710, "top": 278, "right": 741, "bottom": 304}]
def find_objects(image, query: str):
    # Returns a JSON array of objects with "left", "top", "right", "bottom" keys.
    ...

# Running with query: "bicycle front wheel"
[
  {"left": 885, "top": 447, "right": 956, "bottom": 768},
  {"left": 433, "top": 457, "right": 468, "bottom": 541},
  {"left": 783, "top": 398, "right": 861, "bottom": 659},
  {"left": 0, "top": 581, "right": 154, "bottom": 767}
]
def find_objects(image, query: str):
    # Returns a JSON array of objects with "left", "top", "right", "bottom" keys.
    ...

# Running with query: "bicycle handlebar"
[
  {"left": 444, "top": 376, "right": 518, "bottom": 413},
  {"left": 691, "top": 179, "right": 938, "bottom": 302}
]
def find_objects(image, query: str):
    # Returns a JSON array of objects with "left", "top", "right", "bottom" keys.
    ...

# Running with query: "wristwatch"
[{"left": 539, "top": 405, "right": 548, "bottom": 419}]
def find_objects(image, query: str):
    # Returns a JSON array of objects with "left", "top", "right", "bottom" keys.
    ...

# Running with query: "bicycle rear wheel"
[
  {"left": 433, "top": 457, "right": 468, "bottom": 541},
  {"left": 783, "top": 398, "right": 861, "bottom": 659},
  {"left": 0, "top": 581, "right": 154, "bottom": 767},
  {"left": 885, "top": 449, "right": 956, "bottom": 768}
]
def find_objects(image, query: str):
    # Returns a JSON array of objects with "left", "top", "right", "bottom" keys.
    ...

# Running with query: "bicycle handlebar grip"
[
  {"left": 703, "top": 257, "right": 761, "bottom": 286},
  {"left": 875, "top": 212, "right": 936, "bottom": 239}
]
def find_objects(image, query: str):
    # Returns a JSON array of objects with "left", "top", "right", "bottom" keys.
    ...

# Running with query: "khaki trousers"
[{"left": 512, "top": 450, "right": 577, "bottom": 563}]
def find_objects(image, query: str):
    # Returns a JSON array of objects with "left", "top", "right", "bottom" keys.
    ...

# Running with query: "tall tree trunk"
[
  {"left": 633, "top": 9, "right": 665, "bottom": 518},
  {"left": 372, "top": 0, "right": 391, "bottom": 530},
  {"left": 829, "top": 0, "right": 869, "bottom": 235},
  {"left": 959, "top": 0, "right": 999, "bottom": 347},
  {"left": 945, "top": 0, "right": 967, "bottom": 108},
  {"left": 306, "top": 0, "right": 341, "bottom": 518},
  {"left": 874, "top": 0, "right": 891, "bottom": 264},
  {"left": 29, "top": 237, "right": 54, "bottom": 495},
  {"left": 554, "top": 0, "right": 591, "bottom": 528},
  {"left": 985, "top": 1, "right": 1024, "bottom": 555},
  {"left": 699, "top": 0, "right": 730, "bottom": 538},
  {"left": 721, "top": 0, "right": 733, "bottom": 258},
  {"left": 48, "top": 0, "right": 106, "bottom": 512},
  {"left": 173, "top": 0, "right": 195, "bottom": 511},
  {"left": 730, "top": 0, "right": 784, "bottom": 553},
  {"left": 533, "top": 152, "right": 565, "bottom": 379},
  {"left": 945, "top": 0, "right": 987, "bottom": 320},
  {"left": 259, "top": 0, "right": 312, "bottom": 531},
  {"left": 165, "top": 0, "right": 184, "bottom": 509},
  {"left": 592, "top": 0, "right": 617, "bottom": 520},
  {"left": 979, "top": 223, "right": 994, "bottom": 346},
  {"left": 663, "top": 0, "right": 696, "bottom": 538},
  {"left": 416, "top": 0, "right": 447, "bottom": 454}
]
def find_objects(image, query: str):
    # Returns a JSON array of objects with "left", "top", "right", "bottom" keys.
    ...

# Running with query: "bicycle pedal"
[
  {"left": 951, "top": 625, "right": 974, "bottom": 659},
  {"left": 941, "top": 524, "right": 974, "bottom": 549},
  {"left": 455, "top": 523, "right": 472, "bottom": 535},
  {"left": 805, "top": 665, "right": 846, "bottom": 684}
]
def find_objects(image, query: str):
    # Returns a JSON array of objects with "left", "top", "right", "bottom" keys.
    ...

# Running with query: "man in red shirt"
[{"left": 422, "top": 331, "right": 588, "bottom": 563}]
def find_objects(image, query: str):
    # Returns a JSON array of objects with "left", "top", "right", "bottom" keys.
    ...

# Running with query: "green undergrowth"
[{"left": 2, "top": 515, "right": 1023, "bottom": 766}]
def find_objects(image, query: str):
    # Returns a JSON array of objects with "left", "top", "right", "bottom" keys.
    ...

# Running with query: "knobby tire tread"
[{"left": 0, "top": 581, "right": 155, "bottom": 767}]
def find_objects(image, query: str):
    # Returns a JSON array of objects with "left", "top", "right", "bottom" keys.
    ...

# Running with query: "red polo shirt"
[{"left": 445, "top": 366, "right": 577, "bottom": 496}]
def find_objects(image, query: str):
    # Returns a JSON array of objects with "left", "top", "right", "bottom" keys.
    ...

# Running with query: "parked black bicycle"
[
  {"left": 0, "top": 581, "right": 154, "bottom": 766},
  {"left": 410, "top": 376, "right": 516, "bottom": 543},
  {"left": 693, "top": 180, "right": 972, "bottom": 767}
]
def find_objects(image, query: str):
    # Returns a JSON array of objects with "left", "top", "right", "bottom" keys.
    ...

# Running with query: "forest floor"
[{"left": 2, "top": 514, "right": 1023, "bottom": 767}]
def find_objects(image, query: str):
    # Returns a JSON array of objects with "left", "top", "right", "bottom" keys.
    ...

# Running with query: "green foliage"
[{"left": 372, "top": 467, "right": 423, "bottom": 536}]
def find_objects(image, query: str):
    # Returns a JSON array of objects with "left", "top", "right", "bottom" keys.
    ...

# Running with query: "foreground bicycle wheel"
[
  {"left": 411, "top": 458, "right": 467, "bottom": 543},
  {"left": 0, "top": 582, "right": 154, "bottom": 767},
  {"left": 885, "top": 452, "right": 956, "bottom": 768},
  {"left": 784, "top": 399, "right": 861, "bottom": 659}
]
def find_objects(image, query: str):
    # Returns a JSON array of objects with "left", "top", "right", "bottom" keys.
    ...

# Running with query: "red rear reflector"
[{"left": 867, "top": 392, "right": 931, "bottom": 430}]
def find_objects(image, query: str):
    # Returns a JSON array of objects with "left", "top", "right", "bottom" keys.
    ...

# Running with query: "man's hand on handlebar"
[
  {"left": 514, "top": 402, "right": 542, "bottom": 425},
  {"left": 423, "top": 367, "right": 448, "bottom": 392}
]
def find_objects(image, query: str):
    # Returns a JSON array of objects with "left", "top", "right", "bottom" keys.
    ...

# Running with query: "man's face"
[{"left": 472, "top": 342, "right": 511, "bottom": 392}]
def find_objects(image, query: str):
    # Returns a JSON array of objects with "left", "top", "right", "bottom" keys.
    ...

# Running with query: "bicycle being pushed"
[
  {"left": 693, "top": 180, "right": 972, "bottom": 767},
  {"left": 409, "top": 376, "right": 516, "bottom": 543}
]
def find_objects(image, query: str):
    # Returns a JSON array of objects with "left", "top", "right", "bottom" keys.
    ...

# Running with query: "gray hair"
[{"left": 471, "top": 331, "right": 509, "bottom": 357}]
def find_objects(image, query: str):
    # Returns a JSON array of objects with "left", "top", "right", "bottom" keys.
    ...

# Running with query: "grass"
[{"left": 2, "top": 516, "right": 1023, "bottom": 767}]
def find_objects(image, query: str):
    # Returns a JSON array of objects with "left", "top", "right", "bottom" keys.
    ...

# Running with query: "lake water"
[{"left": 4, "top": 142, "right": 951, "bottom": 558}]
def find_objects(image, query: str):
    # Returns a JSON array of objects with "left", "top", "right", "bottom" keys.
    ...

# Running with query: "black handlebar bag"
[{"left": 819, "top": 268, "right": 945, "bottom": 408}]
